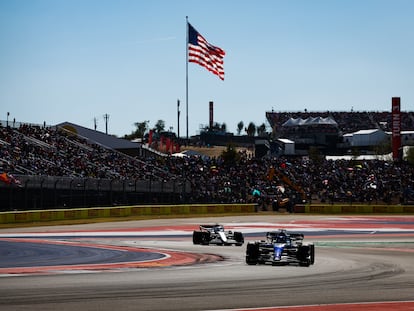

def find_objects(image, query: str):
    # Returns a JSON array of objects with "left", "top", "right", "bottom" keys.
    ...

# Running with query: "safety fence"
[{"left": 0, "top": 175, "right": 191, "bottom": 211}]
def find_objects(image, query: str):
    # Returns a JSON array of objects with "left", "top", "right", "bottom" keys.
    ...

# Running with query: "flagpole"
[{"left": 185, "top": 16, "right": 189, "bottom": 142}]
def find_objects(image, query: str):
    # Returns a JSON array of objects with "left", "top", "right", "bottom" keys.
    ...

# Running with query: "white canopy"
[{"left": 282, "top": 116, "right": 338, "bottom": 127}]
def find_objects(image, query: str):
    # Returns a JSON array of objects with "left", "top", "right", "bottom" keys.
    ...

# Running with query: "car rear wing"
[
  {"left": 289, "top": 233, "right": 305, "bottom": 241},
  {"left": 199, "top": 224, "right": 224, "bottom": 232},
  {"left": 266, "top": 230, "right": 305, "bottom": 242}
]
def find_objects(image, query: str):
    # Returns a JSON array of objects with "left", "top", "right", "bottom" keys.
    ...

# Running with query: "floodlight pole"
[{"left": 186, "top": 16, "right": 189, "bottom": 142}]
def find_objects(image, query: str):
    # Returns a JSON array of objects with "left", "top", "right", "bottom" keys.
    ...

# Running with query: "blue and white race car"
[
  {"left": 246, "top": 229, "right": 315, "bottom": 266},
  {"left": 193, "top": 224, "right": 244, "bottom": 246}
]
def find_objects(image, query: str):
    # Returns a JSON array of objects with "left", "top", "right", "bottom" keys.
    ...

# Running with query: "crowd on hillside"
[{"left": 1, "top": 123, "right": 414, "bottom": 205}]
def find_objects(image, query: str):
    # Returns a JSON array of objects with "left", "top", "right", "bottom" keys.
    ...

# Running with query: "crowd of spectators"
[
  {"left": 163, "top": 151, "right": 414, "bottom": 206},
  {"left": 0, "top": 124, "right": 171, "bottom": 181},
  {"left": 266, "top": 111, "right": 414, "bottom": 135},
  {"left": 1, "top": 122, "right": 414, "bottom": 206}
]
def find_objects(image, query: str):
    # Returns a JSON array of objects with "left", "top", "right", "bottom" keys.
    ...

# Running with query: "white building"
[
  {"left": 343, "top": 129, "right": 388, "bottom": 147},
  {"left": 277, "top": 138, "right": 295, "bottom": 155}
]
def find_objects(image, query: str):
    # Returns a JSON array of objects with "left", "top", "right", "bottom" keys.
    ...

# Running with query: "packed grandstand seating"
[
  {"left": 0, "top": 124, "right": 171, "bottom": 181},
  {"left": 266, "top": 111, "right": 414, "bottom": 134},
  {"left": 1, "top": 117, "right": 414, "bottom": 207}
]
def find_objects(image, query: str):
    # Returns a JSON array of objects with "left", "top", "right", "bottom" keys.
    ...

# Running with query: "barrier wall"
[
  {"left": 1, "top": 203, "right": 414, "bottom": 225},
  {"left": 295, "top": 204, "right": 414, "bottom": 214},
  {"left": 0, "top": 203, "right": 256, "bottom": 225}
]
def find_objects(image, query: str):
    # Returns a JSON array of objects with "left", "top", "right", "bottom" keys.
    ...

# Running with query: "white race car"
[{"left": 192, "top": 224, "right": 244, "bottom": 246}]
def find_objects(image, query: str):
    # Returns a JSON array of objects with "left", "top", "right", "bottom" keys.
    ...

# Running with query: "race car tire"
[
  {"left": 246, "top": 243, "right": 259, "bottom": 265},
  {"left": 296, "top": 244, "right": 315, "bottom": 267},
  {"left": 299, "top": 259, "right": 311, "bottom": 267},
  {"left": 310, "top": 244, "right": 315, "bottom": 265},
  {"left": 234, "top": 231, "right": 244, "bottom": 246},
  {"left": 297, "top": 245, "right": 312, "bottom": 267},
  {"left": 192, "top": 231, "right": 202, "bottom": 244},
  {"left": 200, "top": 231, "right": 210, "bottom": 245}
]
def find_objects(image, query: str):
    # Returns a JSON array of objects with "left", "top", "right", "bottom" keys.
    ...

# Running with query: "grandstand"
[
  {"left": 266, "top": 110, "right": 414, "bottom": 155},
  {"left": 1, "top": 112, "right": 414, "bottom": 211},
  {"left": 266, "top": 110, "right": 414, "bottom": 134},
  {"left": 279, "top": 116, "right": 340, "bottom": 152},
  {"left": 0, "top": 123, "right": 189, "bottom": 210},
  {"left": 57, "top": 122, "right": 142, "bottom": 156}
]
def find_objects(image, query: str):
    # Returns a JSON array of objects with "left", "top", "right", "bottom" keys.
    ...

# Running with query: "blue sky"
[{"left": 1, "top": 0, "right": 413, "bottom": 137}]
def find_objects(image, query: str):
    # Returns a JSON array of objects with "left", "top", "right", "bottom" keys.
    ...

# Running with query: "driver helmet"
[{"left": 276, "top": 232, "right": 287, "bottom": 243}]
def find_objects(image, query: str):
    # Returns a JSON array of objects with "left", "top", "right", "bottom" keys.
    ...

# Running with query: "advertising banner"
[{"left": 392, "top": 97, "right": 401, "bottom": 160}]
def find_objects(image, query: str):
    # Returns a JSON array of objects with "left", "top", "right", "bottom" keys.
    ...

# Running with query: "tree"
[
  {"left": 406, "top": 146, "right": 414, "bottom": 165},
  {"left": 237, "top": 121, "right": 244, "bottom": 135},
  {"left": 221, "top": 143, "right": 240, "bottom": 165},
  {"left": 257, "top": 123, "right": 267, "bottom": 137},
  {"left": 373, "top": 140, "right": 392, "bottom": 157},
  {"left": 246, "top": 122, "right": 256, "bottom": 136},
  {"left": 124, "top": 120, "right": 149, "bottom": 140},
  {"left": 209, "top": 122, "right": 226, "bottom": 132},
  {"left": 154, "top": 120, "right": 165, "bottom": 133}
]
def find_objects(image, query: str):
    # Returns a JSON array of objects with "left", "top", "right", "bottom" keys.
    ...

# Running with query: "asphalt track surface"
[{"left": 0, "top": 214, "right": 414, "bottom": 311}]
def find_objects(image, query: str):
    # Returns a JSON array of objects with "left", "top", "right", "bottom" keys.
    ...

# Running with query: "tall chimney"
[{"left": 209, "top": 101, "right": 214, "bottom": 129}]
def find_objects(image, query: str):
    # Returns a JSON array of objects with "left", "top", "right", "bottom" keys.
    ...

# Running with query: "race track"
[{"left": 0, "top": 215, "right": 413, "bottom": 311}]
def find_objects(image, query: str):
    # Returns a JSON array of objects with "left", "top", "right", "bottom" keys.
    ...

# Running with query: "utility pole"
[
  {"left": 177, "top": 99, "right": 180, "bottom": 139},
  {"left": 103, "top": 114, "right": 109, "bottom": 134}
]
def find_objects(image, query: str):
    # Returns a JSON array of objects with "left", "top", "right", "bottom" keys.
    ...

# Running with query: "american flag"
[{"left": 188, "top": 23, "right": 225, "bottom": 80}]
